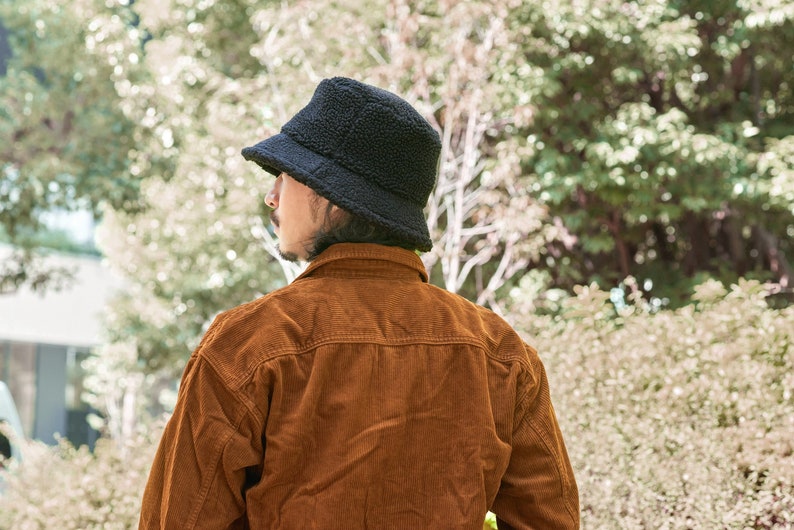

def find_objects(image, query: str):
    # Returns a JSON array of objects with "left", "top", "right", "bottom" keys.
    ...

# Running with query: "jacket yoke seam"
[
  {"left": 266, "top": 334, "right": 529, "bottom": 367},
  {"left": 226, "top": 334, "right": 532, "bottom": 401}
]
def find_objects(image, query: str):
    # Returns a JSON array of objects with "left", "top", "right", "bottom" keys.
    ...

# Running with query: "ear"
[{"left": 328, "top": 203, "right": 350, "bottom": 225}]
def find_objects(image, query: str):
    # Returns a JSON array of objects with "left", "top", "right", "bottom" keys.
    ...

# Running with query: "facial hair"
[
  {"left": 277, "top": 246, "right": 300, "bottom": 263},
  {"left": 269, "top": 212, "right": 301, "bottom": 262}
]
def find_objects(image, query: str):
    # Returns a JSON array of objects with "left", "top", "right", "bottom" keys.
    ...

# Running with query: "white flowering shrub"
[
  {"left": 512, "top": 278, "right": 794, "bottom": 529},
  {"left": 0, "top": 427, "right": 160, "bottom": 530}
]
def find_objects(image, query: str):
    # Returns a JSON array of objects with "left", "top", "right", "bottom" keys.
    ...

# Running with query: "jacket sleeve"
[
  {"left": 491, "top": 347, "right": 579, "bottom": 529},
  {"left": 139, "top": 324, "right": 265, "bottom": 530}
]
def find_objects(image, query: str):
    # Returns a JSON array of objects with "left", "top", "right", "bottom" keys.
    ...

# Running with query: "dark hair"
[{"left": 306, "top": 201, "right": 418, "bottom": 261}]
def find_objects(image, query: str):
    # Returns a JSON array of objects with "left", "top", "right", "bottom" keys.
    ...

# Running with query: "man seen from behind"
[{"left": 139, "top": 77, "right": 579, "bottom": 529}]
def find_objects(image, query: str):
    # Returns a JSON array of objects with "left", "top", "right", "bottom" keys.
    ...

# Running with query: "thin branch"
[
  {"left": 458, "top": 245, "right": 496, "bottom": 291},
  {"left": 460, "top": 224, "right": 498, "bottom": 238},
  {"left": 476, "top": 238, "right": 527, "bottom": 307}
]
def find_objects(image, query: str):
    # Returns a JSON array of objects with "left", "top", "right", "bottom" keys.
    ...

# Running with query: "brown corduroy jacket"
[{"left": 139, "top": 243, "right": 579, "bottom": 529}]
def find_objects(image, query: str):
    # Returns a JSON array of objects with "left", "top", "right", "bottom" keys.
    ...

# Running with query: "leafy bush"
[
  {"left": 0, "top": 428, "right": 159, "bottom": 530},
  {"left": 510, "top": 278, "right": 794, "bottom": 528}
]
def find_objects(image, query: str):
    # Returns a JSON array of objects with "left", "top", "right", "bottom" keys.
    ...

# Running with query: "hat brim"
[{"left": 242, "top": 134, "right": 433, "bottom": 251}]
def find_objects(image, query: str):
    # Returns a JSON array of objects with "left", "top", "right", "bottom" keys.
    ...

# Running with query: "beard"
[
  {"left": 276, "top": 245, "right": 301, "bottom": 263},
  {"left": 270, "top": 212, "right": 302, "bottom": 262},
  {"left": 269, "top": 197, "right": 336, "bottom": 262}
]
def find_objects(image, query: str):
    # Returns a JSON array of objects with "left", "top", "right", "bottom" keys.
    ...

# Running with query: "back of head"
[{"left": 242, "top": 77, "right": 441, "bottom": 252}]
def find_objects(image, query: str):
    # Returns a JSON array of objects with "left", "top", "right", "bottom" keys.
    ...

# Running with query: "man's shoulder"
[
  {"left": 406, "top": 283, "right": 535, "bottom": 362},
  {"left": 202, "top": 278, "right": 534, "bottom": 379},
  {"left": 193, "top": 285, "right": 315, "bottom": 378},
  {"left": 425, "top": 282, "right": 519, "bottom": 327},
  {"left": 217, "top": 282, "right": 296, "bottom": 320}
]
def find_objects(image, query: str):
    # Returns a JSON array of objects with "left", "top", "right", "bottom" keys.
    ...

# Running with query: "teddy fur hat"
[{"left": 241, "top": 77, "right": 441, "bottom": 252}]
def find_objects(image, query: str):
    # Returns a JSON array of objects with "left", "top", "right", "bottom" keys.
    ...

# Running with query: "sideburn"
[
  {"left": 304, "top": 193, "right": 350, "bottom": 261},
  {"left": 309, "top": 192, "right": 348, "bottom": 229}
]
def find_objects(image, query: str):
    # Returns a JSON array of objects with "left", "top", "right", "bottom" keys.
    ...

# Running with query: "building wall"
[
  {"left": 0, "top": 249, "right": 119, "bottom": 449},
  {"left": 0, "top": 340, "right": 98, "bottom": 448}
]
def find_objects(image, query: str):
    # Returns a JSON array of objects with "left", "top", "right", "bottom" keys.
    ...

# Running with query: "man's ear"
[{"left": 329, "top": 204, "right": 349, "bottom": 223}]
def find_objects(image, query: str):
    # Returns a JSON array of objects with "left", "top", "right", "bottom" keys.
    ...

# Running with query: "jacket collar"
[{"left": 294, "top": 243, "right": 429, "bottom": 283}]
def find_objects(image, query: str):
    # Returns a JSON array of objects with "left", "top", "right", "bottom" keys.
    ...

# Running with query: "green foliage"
[
  {"left": 509, "top": 278, "right": 794, "bottom": 528},
  {"left": 0, "top": 225, "right": 99, "bottom": 256},
  {"left": 0, "top": 0, "right": 168, "bottom": 291},
  {"left": 3, "top": 0, "right": 791, "bottom": 319},
  {"left": 514, "top": 0, "right": 794, "bottom": 298}
]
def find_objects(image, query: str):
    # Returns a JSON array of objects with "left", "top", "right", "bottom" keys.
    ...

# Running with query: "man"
[{"left": 139, "top": 77, "right": 579, "bottom": 529}]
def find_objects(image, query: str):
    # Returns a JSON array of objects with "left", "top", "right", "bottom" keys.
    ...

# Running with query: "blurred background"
[{"left": 0, "top": 0, "right": 792, "bottom": 528}]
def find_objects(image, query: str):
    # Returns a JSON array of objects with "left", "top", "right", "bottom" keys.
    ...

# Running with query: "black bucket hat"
[{"left": 241, "top": 77, "right": 441, "bottom": 252}]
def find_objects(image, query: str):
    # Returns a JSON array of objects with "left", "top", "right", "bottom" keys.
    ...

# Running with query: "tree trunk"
[
  {"left": 721, "top": 208, "right": 747, "bottom": 276},
  {"left": 752, "top": 225, "right": 792, "bottom": 288},
  {"left": 683, "top": 212, "right": 711, "bottom": 276}
]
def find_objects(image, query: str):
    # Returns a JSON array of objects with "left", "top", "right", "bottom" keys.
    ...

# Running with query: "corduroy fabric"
[
  {"left": 139, "top": 244, "right": 579, "bottom": 529},
  {"left": 241, "top": 77, "right": 441, "bottom": 252}
]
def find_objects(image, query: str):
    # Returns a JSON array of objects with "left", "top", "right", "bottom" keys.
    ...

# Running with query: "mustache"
[{"left": 269, "top": 211, "right": 279, "bottom": 228}]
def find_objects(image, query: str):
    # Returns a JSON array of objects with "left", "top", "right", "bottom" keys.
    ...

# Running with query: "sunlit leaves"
[
  {"left": 755, "top": 136, "right": 794, "bottom": 213},
  {"left": 0, "top": 0, "right": 160, "bottom": 290},
  {"left": 510, "top": 279, "right": 794, "bottom": 527},
  {"left": 514, "top": 0, "right": 793, "bottom": 298},
  {"left": 0, "top": 427, "right": 160, "bottom": 528}
]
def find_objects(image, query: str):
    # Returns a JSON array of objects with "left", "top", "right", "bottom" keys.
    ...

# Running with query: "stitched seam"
[
  {"left": 267, "top": 335, "right": 528, "bottom": 364},
  {"left": 516, "top": 367, "right": 578, "bottom": 526},
  {"left": 200, "top": 352, "right": 268, "bottom": 429},
  {"left": 525, "top": 415, "right": 578, "bottom": 525},
  {"left": 217, "top": 334, "right": 532, "bottom": 392},
  {"left": 185, "top": 359, "right": 256, "bottom": 528}
]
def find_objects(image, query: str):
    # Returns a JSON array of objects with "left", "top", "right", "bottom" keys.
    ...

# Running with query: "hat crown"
[
  {"left": 241, "top": 77, "right": 440, "bottom": 251},
  {"left": 282, "top": 77, "right": 440, "bottom": 207}
]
